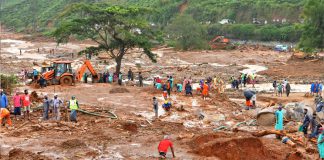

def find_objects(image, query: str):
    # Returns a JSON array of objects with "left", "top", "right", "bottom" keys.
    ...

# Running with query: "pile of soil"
[
  {"left": 191, "top": 136, "right": 271, "bottom": 160},
  {"left": 260, "top": 59, "right": 324, "bottom": 81},
  {"left": 109, "top": 87, "right": 130, "bottom": 94},
  {"left": 60, "top": 139, "right": 86, "bottom": 149},
  {"left": 30, "top": 91, "right": 42, "bottom": 102},
  {"left": 9, "top": 148, "right": 50, "bottom": 160},
  {"left": 122, "top": 121, "right": 138, "bottom": 132}
]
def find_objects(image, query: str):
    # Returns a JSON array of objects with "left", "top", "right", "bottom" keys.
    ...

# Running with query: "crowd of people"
[
  {"left": 4, "top": 66, "right": 324, "bottom": 159},
  {"left": 274, "top": 102, "right": 324, "bottom": 159},
  {"left": 311, "top": 81, "right": 323, "bottom": 97},
  {"left": 230, "top": 73, "right": 257, "bottom": 89},
  {"left": 273, "top": 79, "right": 291, "bottom": 97},
  {"left": 0, "top": 89, "right": 81, "bottom": 129}
]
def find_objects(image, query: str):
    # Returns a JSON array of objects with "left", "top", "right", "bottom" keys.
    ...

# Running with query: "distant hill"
[{"left": 0, "top": 0, "right": 306, "bottom": 42}]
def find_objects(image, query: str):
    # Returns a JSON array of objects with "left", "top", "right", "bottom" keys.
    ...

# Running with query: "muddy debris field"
[{"left": 0, "top": 32, "right": 324, "bottom": 160}]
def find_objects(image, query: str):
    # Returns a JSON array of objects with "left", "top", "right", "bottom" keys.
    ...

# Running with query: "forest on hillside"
[{"left": 1, "top": 0, "right": 322, "bottom": 51}]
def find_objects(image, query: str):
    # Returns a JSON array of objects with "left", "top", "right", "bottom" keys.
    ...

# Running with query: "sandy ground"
[{"left": 0, "top": 32, "right": 323, "bottom": 159}]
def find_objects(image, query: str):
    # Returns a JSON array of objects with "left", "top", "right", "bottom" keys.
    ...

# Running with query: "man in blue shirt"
[
  {"left": 33, "top": 69, "right": 39, "bottom": 81},
  {"left": 0, "top": 90, "right": 8, "bottom": 108}
]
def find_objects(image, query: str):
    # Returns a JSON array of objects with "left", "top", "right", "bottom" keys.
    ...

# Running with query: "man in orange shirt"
[
  {"left": 0, "top": 108, "right": 12, "bottom": 127},
  {"left": 21, "top": 89, "right": 31, "bottom": 120},
  {"left": 158, "top": 135, "right": 175, "bottom": 159}
]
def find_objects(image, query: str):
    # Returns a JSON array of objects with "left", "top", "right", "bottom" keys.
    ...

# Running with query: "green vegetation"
[
  {"left": 166, "top": 14, "right": 208, "bottom": 50},
  {"left": 208, "top": 24, "right": 303, "bottom": 42},
  {"left": 298, "top": 0, "right": 324, "bottom": 52},
  {"left": 1, "top": 0, "right": 323, "bottom": 51},
  {"left": 0, "top": 74, "right": 18, "bottom": 93},
  {"left": 51, "top": 3, "right": 160, "bottom": 73}
]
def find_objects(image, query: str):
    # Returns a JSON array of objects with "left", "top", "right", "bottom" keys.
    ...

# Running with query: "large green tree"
[
  {"left": 51, "top": 3, "right": 159, "bottom": 73},
  {"left": 298, "top": 0, "right": 324, "bottom": 51}
]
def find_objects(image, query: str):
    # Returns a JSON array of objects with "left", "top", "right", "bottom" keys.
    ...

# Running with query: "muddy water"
[
  {"left": 1, "top": 39, "right": 47, "bottom": 60},
  {"left": 240, "top": 64, "right": 268, "bottom": 74}
]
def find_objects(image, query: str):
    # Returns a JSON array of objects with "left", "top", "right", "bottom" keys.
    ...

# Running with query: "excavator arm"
[{"left": 76, "top": 60, "right": 99, "bottom": 82}]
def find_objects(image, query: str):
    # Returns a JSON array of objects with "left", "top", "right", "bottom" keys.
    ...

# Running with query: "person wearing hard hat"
[
  {"left": 162, "top": 100, "right": 171, "bottom": 111},
  {"left": 51, "top": 94, "right": 63, "bottom": 121},
  {"left": 68, "top": 96, "right": 79, "bottom": 122},
  {"left": 0, "top": 108, "right": 12, "bottom": 127}
]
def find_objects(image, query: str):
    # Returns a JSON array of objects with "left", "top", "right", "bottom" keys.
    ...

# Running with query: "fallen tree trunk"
[
  {"left": 251, "top": 129, "right": 297, "bottom": 137},
  {"left": 78, "top": 109, "right": 117, "bottom": 119},
  {"left": 248, "top": 129, "right": 308, "bottom": 146}
]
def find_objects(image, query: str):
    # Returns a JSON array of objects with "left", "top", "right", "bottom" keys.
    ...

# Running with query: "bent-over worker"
[
  {"left": 0, "top": 108, "right": 12, "bottom": 127},
  {"left": 158, "top": 135, "right": 175, "bottom": 159}
]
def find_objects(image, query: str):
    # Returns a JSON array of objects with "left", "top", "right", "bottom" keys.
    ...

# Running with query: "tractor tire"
[{"left": 60, "top": 76, "right": 73, "bottom": 86}]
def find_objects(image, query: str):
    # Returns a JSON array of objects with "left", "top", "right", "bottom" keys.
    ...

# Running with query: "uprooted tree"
[{"left": 51, "top": 3, "right": 160, "bottom": 74}]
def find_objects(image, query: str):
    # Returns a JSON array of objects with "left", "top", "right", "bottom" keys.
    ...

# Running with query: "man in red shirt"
[
  {"left": 21, "top": 89, "right": 31, "bottom": 120},
  {"left": 158, "top": 135, "right": 175, "bottom": 159}
]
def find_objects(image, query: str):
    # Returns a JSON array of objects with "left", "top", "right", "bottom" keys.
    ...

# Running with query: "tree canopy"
[
  {"left": 51, "top": 3, "right": 160, "bottom": 73},
  {"left": 298, "top": 0, "right": 324, "bottom": 52},
  {"left": 166, "top": 14, "right": 208, "bottom": 50}
]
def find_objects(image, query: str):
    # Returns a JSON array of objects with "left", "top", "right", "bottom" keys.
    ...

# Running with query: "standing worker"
[
  {"left": 166, "top": 80, "right": 171, "bottom": 97},
  {"left": 286, "top": 82, "right": 291, "bottom": 97},
  {"left": 278, "top": 83, "right": 283, "bottom": 97},
  {"left": 33, "top": 68, "right": 39, "bottom": 81},
  {"left": 153, "top": 97, "right": 158, "bottom": 119},
  {"left": 273, "top": 80, "right": 278, "bottom": 96},
  {"left": 275, "top": 105, "right": 284, "bottom": 139},
  {"left": 12, "top": 92, "right": 22, "bottom": 120},
  {"left": 0, "top": 108, "right": 12, "bottom": 127},
  {"left": 252, "top": 93, "right": 257, "bottom": 108},
  {"left": 128, "top": 69, "right": 133, "bottom": 81},
  {"left": 0, "top": 90, "right": 8, "bottom": 108},
  {"left": 83, "top": 73, "right": 88, "bottom": 83},
  {"left": 185, "top": 82, "right": 193, "bottom": 97},
  {"left": 68, "top": 96, "right": 79, "bottom": 123},
  {"left": 169, "top": 76, "right": 174, "bottom": 91},
  {"left": 138, "top": 72, "right": 143, "bottom": 87},
  {"left": 52, "top": 94, "right": 63, "bottom": 121},
  {"left": 21, "top": 89, "right": 31, "bottom": 120},
  {"left": 118, "top": 72, "right": 123, "bottom": 85},
  {"left": 202, "top": 81, "right": 209, "bottom": 100},
  {"left": 158, "top": 135, "right": 175, "bottom": 159},
  {"left": 108, "top": 72, "right": 113, "bottom": 83},
  {"left": 43, "top": 95, "right": 50, "bottom": 120},
  {"left": 302, "top": 109, "right": 311, "bottom": 137}
]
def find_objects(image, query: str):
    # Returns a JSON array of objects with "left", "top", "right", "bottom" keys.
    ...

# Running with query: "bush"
[{"left": 0, "top": 74, "right": 18, "bottom": 94}]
